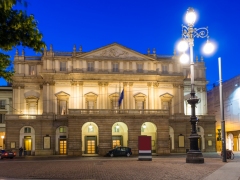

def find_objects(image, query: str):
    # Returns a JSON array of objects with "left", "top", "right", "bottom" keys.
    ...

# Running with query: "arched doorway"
[
  {"left": 169, "top": 126, "right": 174, "bottom": 151},
  {"left": 82, "top": 122, "right": 99, "bottom": 154},
  {"left": 141, "top": 122, "right": 157, "bottom": 153},
  {"left": 56, "top": 126, "right": 68, "bottom": 155},
  {"left": 112, "top": 122, "right": 128, "bottom": 148},
  {"left": 19, "top": 126, "right": 35, "bottom": 155}
]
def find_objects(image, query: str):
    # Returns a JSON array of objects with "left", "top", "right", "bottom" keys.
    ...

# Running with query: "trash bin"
[
  {"left": 24, "top": 150, "right": 27, "bottom": 156},
  {"left": 186, "top": 149, "right": 189, "bottom": 153}
]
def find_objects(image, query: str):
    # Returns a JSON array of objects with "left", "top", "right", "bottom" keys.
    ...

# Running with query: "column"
[
  {"left": 39, "top": 85, "right": 43, "bottom": 114},
  {"left": 47, "top": 83, "right": 49, "bottom": 113},
  {"left": 25, "top": 64, "right": 28, "bottom": 75},
  {"left": 178, "top": 85, "right": 181, "bottom": 113},
  {"left": 123, "top": 82, "right": 128, "bottom": 109},
  {"left": 147, "top": 82, "right": 152, "bottom": 109},
  {"left": 79, "top": 82, "right": 83, "bottom": 109},
  {"left": 104, "top": 82, "right": 108, "bottom": 109},
  {"left": 98, "top": 82, "right": 102, "bottom": 109},
  {"left": 49, "top": 82, "right": 55, "bottom": 114},
  {"left": 129, "top": 83, "right": 133, "bottom": 109},
  {"left": 154, "top": 82, "right": 159, "bottom": 109},
  {"left": 77, "top": 83, "right": 80, "bottom": 109},
  {"left": 108, "top": 61, "right": 111, "bottom": 73},
  {"left": 20, "top": 85, "right": 25, "bottom": 114}
]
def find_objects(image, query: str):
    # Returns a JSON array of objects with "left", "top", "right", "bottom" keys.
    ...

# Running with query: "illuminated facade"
[
  {"left": 208, "top": 75, "right": 240, "bottom": 151},
  {"left": 0, "top": 85, "right": 12, "bottom": 150},
  {"left": 5, "top": 43, "right": 216, "bottom": 156}
]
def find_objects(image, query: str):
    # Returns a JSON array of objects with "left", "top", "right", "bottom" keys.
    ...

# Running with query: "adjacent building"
[
  {"left": 0, "top": 85, "right": 13, "bottom": 149},
  {"left": 5, "top": 43, "right": 216, "bottom": 156},
  {"left": 208, "top": 75, "right": 240, "bottom": 152}
]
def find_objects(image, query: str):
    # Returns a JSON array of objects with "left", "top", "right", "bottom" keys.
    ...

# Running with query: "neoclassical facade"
[{"left": 5, "top": 43, "right": 216, "bottom": 156}]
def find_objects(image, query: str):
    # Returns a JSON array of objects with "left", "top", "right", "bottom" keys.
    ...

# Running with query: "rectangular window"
[
  {"left": 162, "top": 101, "right": 169, "bottom": 110},
  {"left": 88, "top": 126, "right": 94, "bottom": 132},
  {"left": 87, "top": 62, "right": 94, "bottom": 71},
  {"left": 59, "top": 127, "right": 66, "bottom": 133},
  {"left": 112, "top": 63, "right": 119, "bottom": 72},
  {"left": 24, "top": 127, "right": 31, "bottom": 133},
  {"left": 0, "top": 100, "right": 6, "bottom": 109},
  {"left": 137, "top": 64, "right": 143, "bottom": 73},
  {"left": 60, "top": 62, "right": 66, "bottom": 71},
  {"left": 60, "top": 100, "right": 67, "bottom": 115},
  {"left": 28, "top": 102, "right": 37, "bottom": 114},
  {"left": 0, "top": 114, "right": 5, "bottom": 123},
  {"left": 29, "top": 65, "right": 36, "bottom": 75},
  {"left": 114, "top": 127, "right": 120, "bottom": 132},
  {"left": 136, "top": 101, "right": 144, "bottom": 109},
  {"left": 162, "top": 64, "right": 168, "bottom": 73},
  {"left": 88, "top": 101, "right": 94, "bottom": 109}
]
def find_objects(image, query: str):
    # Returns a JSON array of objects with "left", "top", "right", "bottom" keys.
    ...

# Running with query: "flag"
[{"left": 118, "top": 89, "right": 124, "bottom": 106}]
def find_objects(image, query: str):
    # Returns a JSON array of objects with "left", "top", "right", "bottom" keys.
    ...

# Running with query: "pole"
[{"left": 218, "top": 57, "right": 227, "bottom": 162}]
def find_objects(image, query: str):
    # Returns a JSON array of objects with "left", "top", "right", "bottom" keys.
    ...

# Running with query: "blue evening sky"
[{"left": 1, "top": 0, "right": 240, "bottom": 90}]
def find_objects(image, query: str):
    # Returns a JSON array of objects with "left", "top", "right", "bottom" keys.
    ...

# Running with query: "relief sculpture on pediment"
[{"left": 100, "top": 48, "right": 129, "bottom": 57}]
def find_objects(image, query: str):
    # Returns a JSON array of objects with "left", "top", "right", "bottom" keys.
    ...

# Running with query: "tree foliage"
[{"left": 0, "top": 0, "right": 45, "bottom": 82}]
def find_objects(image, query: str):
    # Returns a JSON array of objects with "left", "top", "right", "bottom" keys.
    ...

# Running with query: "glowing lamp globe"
[
  {"left": 177, "top": 40, "right": 189, "bottom": 52},
  {"left": 203, "top": 41, "right": 215, "bottom": 54},
  {"left": 180, "top": 53, "right": 189, "bottom": 63},
  {"left": 186, "top": 8, "right": 196, "bottom": 25}
]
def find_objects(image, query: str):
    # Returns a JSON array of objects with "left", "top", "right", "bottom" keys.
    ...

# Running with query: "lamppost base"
[{"left": 186, "top": 151, "right": 204, "bottom": 163}]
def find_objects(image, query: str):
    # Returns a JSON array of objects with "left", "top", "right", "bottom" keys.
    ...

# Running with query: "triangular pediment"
[{"left": 77, "top": 43, "right": 156, "bottom": 61}]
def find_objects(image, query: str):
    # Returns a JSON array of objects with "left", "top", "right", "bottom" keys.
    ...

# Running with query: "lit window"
[
  {"left": 137, "top": 64, "right": 143, "bottom": 73},
  {"left": 60, "top": 100, "right": 67, "bottom": 115},
  {"left": 88, "top": 101, "right": 94, "bottom": 109},
  {"left": 114, "top": 127, "right": 120, "bottom": 132},
  {"left": 112, "top": 63, "right": 119, "bottom": 72},
  {"left": 136, "top": 101, "right": 144, "bottom": 109},
  {"left": 162, "top": 102, "right": 169, "bottom": 110},
  {"left": 88, "top": 126, "right": 94, "bottom": 132},
  {"left": 87, "top": 62, "right": 94, "bottom": 71},
  {"left": 29, "top": 65, "right": 36, "bottom": 75},
  {"left": 0, "top": 100, "right": 6, "bottom": 109},
  {"left": 59, "top": 127, "right": 66, "bottom": 133},
  {"left": 60, "top": 62, "right": 66, "bottom": 71},
  {"left": 24, "top": 127, "right": 31, "bottom": 133}
]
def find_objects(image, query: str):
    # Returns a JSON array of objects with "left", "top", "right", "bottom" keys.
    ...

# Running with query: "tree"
[{"left": 0, "top": 0, "right": 45, "bottom": 82}]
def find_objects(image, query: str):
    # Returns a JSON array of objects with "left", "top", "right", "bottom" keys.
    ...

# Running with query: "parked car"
[
  {"left": 107, "top": 147, "right": 132, "bottom": 157},
  {"left": 0, "top": 150, "right": 16, "bottom": 159}
]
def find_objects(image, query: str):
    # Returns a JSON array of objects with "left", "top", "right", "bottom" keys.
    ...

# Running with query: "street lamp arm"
[{"left": 182, "top": 25, "right": 209, "bottom": 39}]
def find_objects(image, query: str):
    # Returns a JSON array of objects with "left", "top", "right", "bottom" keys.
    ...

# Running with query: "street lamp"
[{"left": 177, "top": 7, "right": 215, "bottom": 163}]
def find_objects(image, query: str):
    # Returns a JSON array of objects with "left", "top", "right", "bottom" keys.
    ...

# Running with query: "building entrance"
[
  {"left": 24, "top": 137, "right": 32, "bottom": 155},
  {"left": 85, "top": 136, "right": 97, "bottom": 154},
  {"left": 59, "top": 139, "right": 67, "bottom": 155}
]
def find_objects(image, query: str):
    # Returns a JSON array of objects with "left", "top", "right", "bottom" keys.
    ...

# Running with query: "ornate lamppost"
[{"left": 177, "top": 8, "right": 214, "bottom": 163}]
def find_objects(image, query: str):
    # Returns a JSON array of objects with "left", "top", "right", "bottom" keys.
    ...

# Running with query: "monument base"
[{"left": 186, "top": 151, "right": 204, "bottom": 163}]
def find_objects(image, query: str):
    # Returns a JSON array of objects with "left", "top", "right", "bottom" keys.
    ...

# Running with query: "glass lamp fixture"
[
  {"left": 203, "top": 40, "right": 215, "bottom": 54},
  {"left": 186, "top": 8, "right": 196, "bottom": 25},
  {"left": 142, "top": 124, "right": 146, "bottom": 129},
  {"left": 180, "top": 53, "right": 189, "bottom": 63},
  {"left": 89, "top": 123, "right": 93, "bottom": 129},
  {"left": 116, "top": 124, "right": 119, "bottom": 129},
  {"left": 177, "top": 39, "right": 189, "bottom": 52}
]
